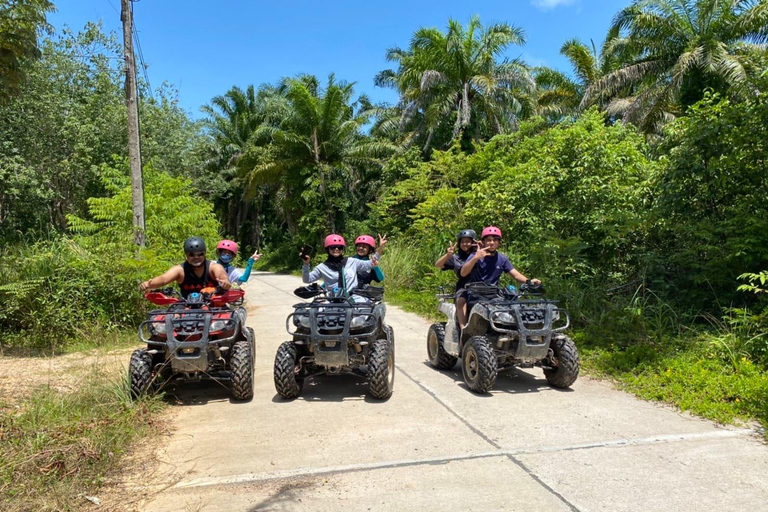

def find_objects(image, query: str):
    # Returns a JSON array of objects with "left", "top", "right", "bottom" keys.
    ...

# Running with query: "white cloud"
[{"left": 531, "top": 0, "right": 578, "bottom": 10}]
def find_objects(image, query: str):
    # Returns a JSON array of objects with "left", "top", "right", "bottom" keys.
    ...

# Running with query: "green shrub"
[{"left": 0, "top": 165, "right": 221, "bottom": 350}]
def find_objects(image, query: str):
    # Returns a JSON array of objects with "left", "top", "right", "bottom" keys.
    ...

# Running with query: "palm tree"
[
  {"left": 583, "top": 0, "right": 768, "bottom": 133},
  {"left": 201, "top": 84, "right": 286, "bottom": 169},
  {"left": 200, "top": 84, "right": 286, "bottom": 244},
  {"left": 536, "top": 34, "right": 629, "bottom": 121},
  {"left": 243, "top": 75, "right": 397, "bottom": 234},
  {"left": 375, "top": 15, "right": 535, "bottom": 152}
]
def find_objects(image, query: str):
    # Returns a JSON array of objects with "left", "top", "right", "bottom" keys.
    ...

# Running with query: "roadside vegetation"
[
  {"left": 0, "top": 375, "right": 163, "bottom": 511},
  {"left": 0, "top": 0, "right": 766, "bottom": 505}
]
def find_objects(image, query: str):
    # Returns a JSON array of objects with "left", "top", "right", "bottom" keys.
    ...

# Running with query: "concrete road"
[{"left": 133, "top": 272, "right": 767, "bottom": 512}]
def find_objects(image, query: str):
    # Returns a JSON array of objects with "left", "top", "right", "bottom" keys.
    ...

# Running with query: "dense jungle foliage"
[{"left": 0, "top": 0, "right": 766, "bottom": 424}]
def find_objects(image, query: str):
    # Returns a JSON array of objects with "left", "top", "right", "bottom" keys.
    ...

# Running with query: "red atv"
[{"left": 130, "top": 287, "right": 254, "bottom": 400}]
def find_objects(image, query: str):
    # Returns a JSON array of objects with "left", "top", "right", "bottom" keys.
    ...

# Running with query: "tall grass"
[{"left": 0, "top": 372, "right": 164, "bottom": 511}]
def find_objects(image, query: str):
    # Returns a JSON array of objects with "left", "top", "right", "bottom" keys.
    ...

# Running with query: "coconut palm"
[
  {"left": 243, "top": 74, "right": 397, "bottom": 234},
  {"left": 200, "top": 84, "right": 287, "bottom": 244},
  {"left": 375, "top": 15, "right": 535, "bottom": 152},
  {"left": 583, "top": 0, "right": 768, "bottom": 133},
  {"left": 536, "top": 33, "right": 630, "bottom": 121},
  {"left": 200, "top": 84, "right": 286, "bottom": 169}
]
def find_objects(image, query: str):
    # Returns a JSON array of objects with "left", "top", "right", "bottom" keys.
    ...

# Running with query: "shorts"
[{"left": 455, "top": 289, "right": 468, "bottom": 301}]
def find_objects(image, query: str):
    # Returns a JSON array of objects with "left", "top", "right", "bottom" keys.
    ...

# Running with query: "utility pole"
[{"left": 121, "top": 0, "right": 146, "bottom": 247}]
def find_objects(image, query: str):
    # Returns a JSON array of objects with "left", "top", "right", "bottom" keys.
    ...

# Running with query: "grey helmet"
[
  {"left": 457, "top": 229, "right": 477, "bottom": 242},
  {"left": 183, "top": 236, "right": 206, "bottom": 254}
]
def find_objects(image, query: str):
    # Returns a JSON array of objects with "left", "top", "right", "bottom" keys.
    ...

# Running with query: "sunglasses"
[
  {"left": 328, "top": 245, "right": 345, "bottom": 251},
  {"left": 186, "top": 252, "right": 205, "bottom": 257}
]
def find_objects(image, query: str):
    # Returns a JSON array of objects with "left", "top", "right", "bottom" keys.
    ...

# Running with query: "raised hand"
[
  {"left": 372, "top": 258, "right": 380, "bottom": 267},
  {"left": 139, "top": 281, "right": 150, "bottom": 292},
  {"left": 446, "top": 242, "right": 456, "bottom": 256},
  {"left": 300, "top": 252, "right": 311, "bottom": 264},
  {"left": 474, "top": 245, "right": 490, "bottom": 260},
  {"left": 251, "top": 250, "right": 261, "bottom": 261},
  {"left": 377, "top": 233, "right": 388, "bottom": 252}
]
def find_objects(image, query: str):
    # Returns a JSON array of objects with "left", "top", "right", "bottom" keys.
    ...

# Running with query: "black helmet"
[
  {"left": 457, "top": 229, "right": 477, "bottom": 241},
  {"left": 183, "top": 237, "right": 206, "bottom": 254}
]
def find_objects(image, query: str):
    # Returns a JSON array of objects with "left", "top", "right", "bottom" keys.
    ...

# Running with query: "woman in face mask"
[
  {"left": 216, "top": 240, "right": 262, "bottom": 285},
  {"left": 301, "top": 234, "right": 387, "bottom": 301}
]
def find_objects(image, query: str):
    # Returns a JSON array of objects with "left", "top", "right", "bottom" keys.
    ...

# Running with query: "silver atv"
[
  {"left": 273, "top": 284, "right": 395, "bottom": 400},
  {"left": 427, "top": 282, "right": 579, "bottom": 393}
]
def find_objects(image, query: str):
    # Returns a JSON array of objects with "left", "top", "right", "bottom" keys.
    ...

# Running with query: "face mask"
[{"left": 219, "top": 253, "right": 233, "bottom": 264}]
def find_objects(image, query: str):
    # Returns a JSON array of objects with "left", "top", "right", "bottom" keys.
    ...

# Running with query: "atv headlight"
[
  {"left": 211, "top": 320, "right": 231, "bottom": 331},
  {"left": 293, "top": 314, "right": 310, "bottom": 328},
  {"left": 350, "top": 315, "right": 372, "bottom": 329},
  {"left": 149, "top": 321, "right": 167, "bottom": 335},
  {"left": 495, "top": 312, "right": 515, "bottom": 324},
  {"left": 552, "top": 310, "right": 560, "bottom": 321}
]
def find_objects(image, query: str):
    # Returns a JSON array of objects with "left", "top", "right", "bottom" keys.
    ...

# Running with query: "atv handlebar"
[
  {"left": 144, "top": 287, "right": 245, "bottom": 306},
  {"left": 464, "top": 281, "right": 547, "bottom": 301},
  {"left": 520, "top": 281, "right": 546, "bottom": 295}
]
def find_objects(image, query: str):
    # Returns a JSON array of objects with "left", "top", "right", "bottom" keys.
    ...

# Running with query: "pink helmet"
[
  {"left": 324, "top": 234, "right": 346, "bottom": 248},
  {"left": 354, "top": 235, "right": 376, "bottom": 250},
  {"left": 216, "top": 239, "right": 238, "bottom": 255},
  {"left": 481, "top": 226, "right": 502, "bottom": 239}
]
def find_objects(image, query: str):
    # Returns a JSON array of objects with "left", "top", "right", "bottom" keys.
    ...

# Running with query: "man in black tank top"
[{"left": 140, "top": 237, "right": 231, "bottom": 298}]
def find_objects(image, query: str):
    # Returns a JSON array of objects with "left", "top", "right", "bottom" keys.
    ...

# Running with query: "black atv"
[
  {"left": 427, "top": 282, "right": 579, "bottom": 393},
  {"left": 273, "top": 284, "right": 395, "bottom": 400},
  {"left": 131, "top": 287, "right": 255, "bottom": 400}
]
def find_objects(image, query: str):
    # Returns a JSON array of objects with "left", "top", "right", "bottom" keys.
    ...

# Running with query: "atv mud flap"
[{"left": 313, "top": 341, "right": 350, "bottom": 367}]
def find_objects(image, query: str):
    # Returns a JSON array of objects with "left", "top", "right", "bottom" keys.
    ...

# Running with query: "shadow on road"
[
  {"left": 161, "top": 380, "right": 253, "bottom": 406},
  {"left": 422, "top": 361, "right": 573, "bottom": 395},
  {"left": 271, "top": 373, "right": 389, "bottom": 403},
  {"left": 246, "top": 479, "right": 316, "bottom": 511}
]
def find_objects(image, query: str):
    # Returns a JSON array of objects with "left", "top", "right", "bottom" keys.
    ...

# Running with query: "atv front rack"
[
  {"left": 138, "top": 306, "right": 240, "bottom": 372},
  {"left": 487, "top": 303, "right": 570, "bottom": 360},
  {"left": 287, "top": 301, "right": 381, "bottom": 367}
]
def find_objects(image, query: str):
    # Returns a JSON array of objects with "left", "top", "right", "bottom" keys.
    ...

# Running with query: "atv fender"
[{"left": 438, "top": 302, "right": 461, "bottom": 356}]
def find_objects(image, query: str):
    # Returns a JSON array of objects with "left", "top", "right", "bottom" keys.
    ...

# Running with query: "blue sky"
[{"left": 52, "top": 0, "right": 630, "bottom": 118}]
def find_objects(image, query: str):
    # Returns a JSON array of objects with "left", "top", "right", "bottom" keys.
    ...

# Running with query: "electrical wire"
[{"left": 130, "top": 1, "right": 153, "bottom": 100}]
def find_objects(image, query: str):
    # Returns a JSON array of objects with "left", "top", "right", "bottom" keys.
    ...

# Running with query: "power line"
[{"left": 130, "top": 0, "right": 153, "bottom": 100}]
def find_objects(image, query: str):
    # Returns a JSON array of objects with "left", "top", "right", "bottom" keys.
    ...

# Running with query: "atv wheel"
[
  {"left": 274, "top": 341, "right": 303, "bottom": 399},
  {"left": 129, "top": 349, "right": 155, "bottom": 399},
  {"left": 462, "top": 336, "right": 497, "bottom": 393},
  {"left": 368, "top": 338, "right": 394, "bottom": 399},
  {"left": 544, "top": 335, "right": 580, "bottom": 389},
  {"left": 231, "top": 340, "right": 254, "bottom": 400},
  {"left": 427, "top": 322, "right": 458, "bottom": 370}
]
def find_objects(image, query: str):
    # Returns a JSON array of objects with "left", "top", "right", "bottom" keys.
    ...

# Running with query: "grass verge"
[
  {"left": 580, "top": 336, "right": 768, "bottom": 434},
  {"left": 1, "top": 329, "right": 139, "bottom": 358},
  {"left": 0, "top": 341, "right": 165, "bottom": 511}
]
